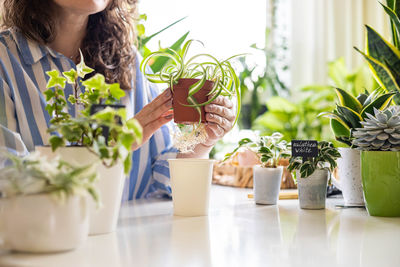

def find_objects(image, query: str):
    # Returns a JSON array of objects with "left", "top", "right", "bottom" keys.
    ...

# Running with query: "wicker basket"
[{"left": 212, "top": 158, "right": 297, "bottom": 189}]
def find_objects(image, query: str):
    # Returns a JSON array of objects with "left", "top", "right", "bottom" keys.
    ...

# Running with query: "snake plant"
[
  {"left": 140, "top": 39, "right": 243, "bottom": 125},
  {"left": 353, "top": 0, "right": 400, "bottom": 104},
  {"left": 319, "top": 88, "right": 395, "bottom": 146}
]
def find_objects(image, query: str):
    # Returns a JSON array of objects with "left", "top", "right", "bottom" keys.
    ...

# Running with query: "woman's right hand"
[{"left": 130, "top": 89, "right": 173, "bottom": 151}]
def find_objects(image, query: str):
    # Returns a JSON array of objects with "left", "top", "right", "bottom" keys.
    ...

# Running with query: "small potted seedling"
[
  {"left": 140, "top": 39, "right": 242, "bottom": 152},
  {"left": 224, "top": 132, "right": 291, "bottom": 205},
  {"left": 352, "top": 106, "right": 400, "bottom": 217},
  {"left": 287, "top": 141, "right": 341, "bottom": 209},
  {"left": 37, "top": 53, "right": 142, "bottom": 234},
  {"left": 0, "top": 151, "right": 98, "bottom": 253}
]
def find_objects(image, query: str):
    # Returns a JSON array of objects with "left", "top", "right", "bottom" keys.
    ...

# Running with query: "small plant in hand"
[
  {"left": 223, "top": 132, "right": 291, "bottom": 168},
  {"left": 320, "top": 88, "right": 395, "bottom": 146},
  {"left": 287, "top": 141, "right": 341, "bottom": 178},
  {"left": 140, "top": 39, "right": 243, "bottom": 152},
  {"left": 352, "top": 106, "right": 400, "bottom": 151},
  {"left": 44, "top": 52, "right": 143, "bottom": 173},
  {"left": 0, "top": 151, "right": 99, "bottom": 204}
]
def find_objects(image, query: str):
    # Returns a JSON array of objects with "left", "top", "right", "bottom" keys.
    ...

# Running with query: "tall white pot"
[
  {"left": 297, "top": 169, "right": 329, "bottom": 209},
  {"left": 253, "top": 166, "right": 283, "bottom": 205},
  {"left": 331, "top": 148, "right": 364, "bottom": 206},
  {"left": 35, "top": 146, "right": 126, "bottom": 235},
  {"left": 0, "top": 194, "right": 89, "bottom": 253},
  {"left": 168, "top": 159, "right": 214, "bottom": 216}
]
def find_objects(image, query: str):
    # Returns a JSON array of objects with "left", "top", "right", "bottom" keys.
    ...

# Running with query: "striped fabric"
[{"left": 0, "top": 28, "right": 177, "bottom": 200}]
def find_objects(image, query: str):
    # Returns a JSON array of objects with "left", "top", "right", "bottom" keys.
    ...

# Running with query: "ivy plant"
[
  {"left": 287, "top": 141, "right": 341, "bottom": 179},
  {"left": 44, "top": 52, "right": 143, "bottom": 174},
  {"left": 223, "top": 132, "right": 291, "bottom": 168},
  {"left": 0, "top": 151, "right": 99, "bottom": 204}
]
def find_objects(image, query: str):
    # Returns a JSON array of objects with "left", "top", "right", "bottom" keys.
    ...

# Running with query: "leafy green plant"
[
  {"left": 287, "top": 141, "right": 341, "bottom": 178},
  {"left": 320, "top": 88, "right": 395, "bottom": 146},
  {"left": 353, "top": 1, "right": 400, "bottom": 104},
  {"left": 352, "top": 105, "right": 400, "bottom": 151},
  {"left": 0, "top": 151, "right": 99, "bottom": 203},
  {"left": 223, "top": 132, "right": 290, "bottom": 168},
  {"left": 252, "top": 58, "right": 378, "bottom": 145},
  {"left": 44, "top": 53, "right": 143, "bottom": 174},
  {"left": 140, "top": 39, "right": 242, "bottom": 125}
]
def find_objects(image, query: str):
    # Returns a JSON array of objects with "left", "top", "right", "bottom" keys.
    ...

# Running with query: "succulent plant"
[{"left": 352, "top": 106, "right": 400, "bottom": 151}]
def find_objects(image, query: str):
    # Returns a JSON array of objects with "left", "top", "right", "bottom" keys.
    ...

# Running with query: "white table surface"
[{"left": 1, "top": 185, "right": 399, "bottom": 267}]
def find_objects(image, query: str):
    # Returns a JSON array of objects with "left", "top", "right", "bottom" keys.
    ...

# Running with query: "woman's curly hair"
[{"left": 1, "top": 0, "right": 137, "bottom": 90}]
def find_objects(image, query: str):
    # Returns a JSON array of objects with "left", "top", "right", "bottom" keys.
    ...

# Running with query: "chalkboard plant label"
[{"left": 291, "top": 140, "right": 318, "bottom": 159}]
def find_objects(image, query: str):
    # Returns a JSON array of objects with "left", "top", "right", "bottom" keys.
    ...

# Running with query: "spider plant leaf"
[
  {"left": 354, "top": 47, "right": 400, "bottom": 94},
  {"left": 188, "top": 66, "right": 207, "bottom": 97},
  {"left": 150, "top": 31, "right": 190, "bottom": 73},
  {"left": 187, "top": 95, "right": 202, "bottom": 124},
  {"left": 334, "top": 88, "right": 363, "bottom": 113},
  {"left": 360, "top": 92, "right": 396, "bottom": 118},
  {"left": 140, "top": 51, "right": 180, "bottom": 76}
]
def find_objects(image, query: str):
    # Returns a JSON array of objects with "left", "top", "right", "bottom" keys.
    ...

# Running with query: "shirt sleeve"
[
  {"left": 0, "top": 78, "right": 29, "bottom": 166},
  {"left": 125, "top": 53, "right": 178, "bottom": 200}
]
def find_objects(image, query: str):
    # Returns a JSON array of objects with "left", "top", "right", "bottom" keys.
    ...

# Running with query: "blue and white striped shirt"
[{"left": 0, "top": 28, "right": 177, "bottom": 200}]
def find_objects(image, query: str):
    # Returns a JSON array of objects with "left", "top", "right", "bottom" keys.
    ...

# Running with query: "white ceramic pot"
[
  {"left": 297, "top": 169, "right": 329, "bottom": 210},
  {"left": 331, "top": 148, "right": 364, "bottom": 206},
  {"left": 253, "top": 166, "right": 283, "bottom": 205},
  {"left": 35, "top": 146, "right": 126, "bottom": 235},
  {"left": 0, "top": 194, "right": 89, "bottom": 253},
  {"left": 168, "top": 159, "right": 214, "bottom": 216}
]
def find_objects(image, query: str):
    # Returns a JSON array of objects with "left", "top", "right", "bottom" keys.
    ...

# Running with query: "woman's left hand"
[{"left": 202, "top": 96, "right": 236, "bottom": 147}]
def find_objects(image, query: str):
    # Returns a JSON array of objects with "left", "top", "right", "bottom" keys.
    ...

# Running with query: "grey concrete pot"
[
  {"left": 297, "top": 169, "right": 329, "bottom": 209},
  {"left": 253, "top": 166, "right": 283, "bottom": 205},
  {"left": 332, "top": 148, "right": 364, "bottom": 206}
]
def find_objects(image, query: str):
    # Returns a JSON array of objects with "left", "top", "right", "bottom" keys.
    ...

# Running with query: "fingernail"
[{"left": 165, "top": 114, "right": 173, "bottom": 119}]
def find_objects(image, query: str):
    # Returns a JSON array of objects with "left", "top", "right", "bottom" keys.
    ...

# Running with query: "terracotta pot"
[{"left": 171, "top": 78, "right": 214, "bottom": 124}]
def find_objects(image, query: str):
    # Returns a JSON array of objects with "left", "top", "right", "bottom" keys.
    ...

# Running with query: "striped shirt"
[{"left": 0, "top": 28, "right": 177, "bottom": 200}]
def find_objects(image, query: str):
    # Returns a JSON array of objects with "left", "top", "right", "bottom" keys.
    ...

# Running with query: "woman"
[{"left": 0, "top": 0, "right": 236, "bottom": 200}]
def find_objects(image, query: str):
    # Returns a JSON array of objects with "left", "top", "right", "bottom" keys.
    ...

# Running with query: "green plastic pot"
[{"left": 361, "top": 151, "right": 400, "bottom": 217}]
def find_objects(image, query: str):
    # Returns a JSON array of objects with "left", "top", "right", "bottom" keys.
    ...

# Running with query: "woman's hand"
[
  {"left": 177, "top": 95, "right": 235, "bottom": 159},
  {"left": 130, "top": 89, "right": 173, "bottom": 151},
  {"left": 203, "top": 96, "right": 235, "bottom": 146}
]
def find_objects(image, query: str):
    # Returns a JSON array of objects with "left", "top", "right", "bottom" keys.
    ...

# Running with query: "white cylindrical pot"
[
  {"left": 1, "top": 194, "right": 89, "bottom": 253},
  {"left": 333, "top": 148, "right": 364, "bottom": 206},
  {"left": 89, "top": 161, "right": 125, "bottom": 235},
  {"left": 35, "top": 146, "right": 126, "bottom": 235},
  {"left": 297, "top": 169, "right": 329, "bottom": 210},
  {"left": 253, "top": 166, "right": 283, "bottom": 205},
  {"left": 168, "top": 159, "right": 214, "bottom": 216}
]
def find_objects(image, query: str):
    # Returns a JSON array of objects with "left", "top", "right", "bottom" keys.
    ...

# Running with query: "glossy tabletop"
[{"left": 1, "top": 185, "right": 399, "bottom": 267}]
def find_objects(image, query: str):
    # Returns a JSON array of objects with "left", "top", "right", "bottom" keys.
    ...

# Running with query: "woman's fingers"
[
  {"left": 204, "top": 103, "right": 235, "bottom": 122},
  {"left": 205, "top": 113, "right": 231, "bottom": 132},
  {"left": 136, "top": 89, "right": 172, "bottom": 125},
  {"left": 210, "top": 95, "right": 234, "bottom": 109}
]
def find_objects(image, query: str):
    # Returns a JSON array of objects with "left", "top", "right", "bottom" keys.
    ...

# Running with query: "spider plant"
[{"left": 140, "top": 39, "right": 243, "bottom": 125}]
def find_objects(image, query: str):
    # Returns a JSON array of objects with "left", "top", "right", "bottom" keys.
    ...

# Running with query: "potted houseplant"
[
  {"left": 140, "top": 39, "right": 242, "bottom": 152},
  {"left": 352, "top": 106, "right": 400, "bottom": 217},
  {"left": 0, "top": 151, "right": 98, "bottom": 253},
  {"left": 287, "top": 141, "right": 341, "bottom": 209},
  {"left": 36, "top": 53, "right": 143, "bottom": 235},
  {"left": 223, "top": 132, "right": 291, "bottom": 205},
  {"left": 320, "top": 88, "right": 395, "bottom": 206}
]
